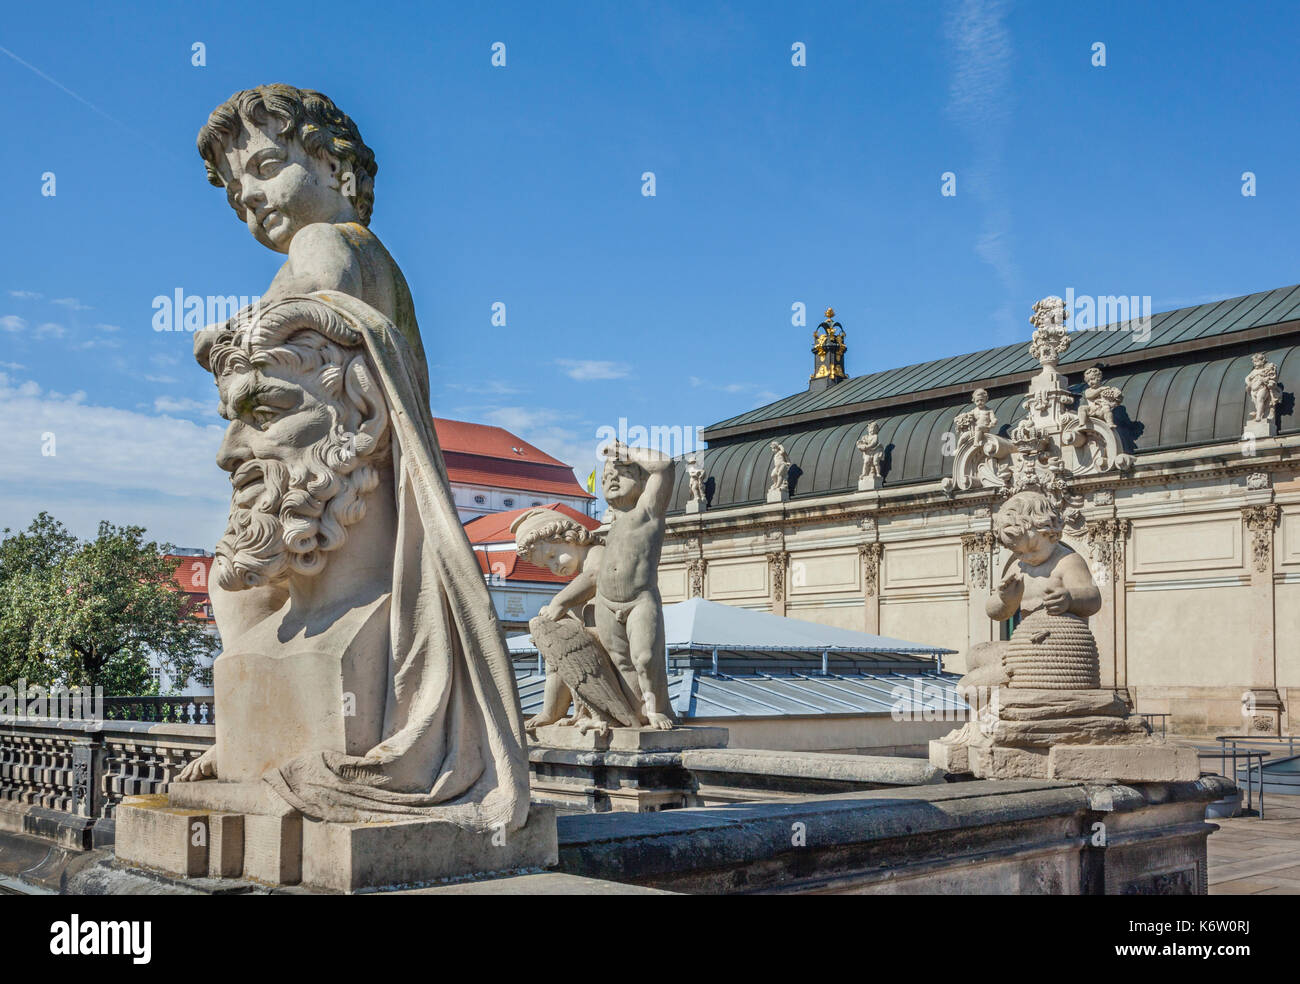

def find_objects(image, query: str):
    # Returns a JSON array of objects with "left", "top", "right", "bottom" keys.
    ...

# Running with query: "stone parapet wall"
[
  {"left": 0, "top": 716, "right": 212, "bottom": 848},
  {"left": 557, "top": 776, "right": 1233, "bottom": 894}
]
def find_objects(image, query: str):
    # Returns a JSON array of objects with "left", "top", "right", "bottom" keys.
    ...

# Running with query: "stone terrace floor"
[{"left": 1208, "top": 799, "right": 1300, "bottom": 895}]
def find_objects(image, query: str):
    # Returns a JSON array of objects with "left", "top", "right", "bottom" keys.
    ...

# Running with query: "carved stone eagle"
[{"left": 529, "top": 615, "right": 643, "bottom": 731}]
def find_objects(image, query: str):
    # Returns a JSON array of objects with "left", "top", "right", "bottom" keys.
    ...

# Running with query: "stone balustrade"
[{"left": 0, "top": 715, "right": 213, "bottom": 848}]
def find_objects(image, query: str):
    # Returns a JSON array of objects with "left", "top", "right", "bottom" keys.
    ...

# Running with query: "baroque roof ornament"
[{"left": 941, "top": 297, "right": 1136, "bottom": 532}]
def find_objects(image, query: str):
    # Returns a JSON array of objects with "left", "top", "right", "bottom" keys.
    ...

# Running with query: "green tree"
[
  {"left": 0, "top": 515, "right": 218, "bottom": 694},
  {"left": 0, "top": 512, "right": 78, "bottom": 685}
]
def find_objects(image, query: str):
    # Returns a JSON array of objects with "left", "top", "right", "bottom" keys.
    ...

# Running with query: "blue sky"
[{"left": 3, "top": 1, "right": 1299, "bottom": 546}]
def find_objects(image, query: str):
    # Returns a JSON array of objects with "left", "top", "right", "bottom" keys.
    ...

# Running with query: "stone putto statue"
[
  {"left": 961, "top": 490, "right": 1102, "bottom": 691},
  {"left": 1078, "top": 366, "right": 1122, "bottom": 429},
  {"left": 686, "top": 454, "right": 707, "bottom": 513},
  {"left": 509, "top": 509, "right": 637, "bottom": 734},
  {"left": 767, "top": 442, "right": 792, "bottom": 502},
  {"left": 1245, "top": 352, "right": 1282, "bottom": 436},
  {"left": 175, "top": 85, "right": 529, "bottom": 831},
  {"left": 521, "top": 442, "right": 676, "bottom": 733},
  {"left": 930, "top": 490, "right": 1197, "bottom": 782},
  {"left": 968, "top": 388, "right": 998, "bottom": 445},
  {"left": 856, "top": 421, "right": 884, "bottom": 490}
]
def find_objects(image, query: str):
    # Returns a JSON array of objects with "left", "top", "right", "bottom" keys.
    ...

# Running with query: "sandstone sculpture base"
[
  {"left": 858, "top": 475, "right": 881, "bottom": 491},
  {"left": 530, "top": 723, "right": 728, "bottom": 753},
  {"left": 766, "top": 488, "right": 789, "bottom": 504},
  {"left": 929, "top": 688, "right": 1201, "bottom": 783},
  {"left": 115, "top": 787, "right": 557, "bottom": 893},
  {"left": 1243, "top": 417, "right": 1277, "bottom": 439},
  {"left": 1046, "top": 744, "right": 1201, "bottom": 783},
  {"left": 685, "top": 500, "right": 705, "bottom": 514}
]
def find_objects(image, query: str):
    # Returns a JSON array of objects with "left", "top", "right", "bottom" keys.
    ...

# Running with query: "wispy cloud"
[
  {"left": 0, "top": 372, "right": 227, "bottom": 545},
  {"left": 0, "top": 45, "right": 141, "bottom": 137},
  {"left": 688, "top": 376, "right": 781, "bottom": 407},
  {"left": 35, "top": 322, "right": 65, "bottom": 339},
  {"left": 556, "top": 359, "right": 630, "bottom": 381},
  {"left": 8, "top": 290, "right": 41, "bottom": 300},
  {"left": 52, "top": 297, "right": 91, "bottom": 311},
  {"left": 0, "top": 315, "right": 26, "bottom": 333},
  {"left": 472, "top": 405, "right": 596, "bottom": 484},
  {"left": 445, "top": 378, "right": 525, "bottom": 395},
  {"left": 944, "top": 0, "right": 1020, "bottom": 335}
]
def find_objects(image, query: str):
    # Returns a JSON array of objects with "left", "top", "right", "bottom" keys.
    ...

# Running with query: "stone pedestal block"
[
  {"left": 207, "top": 813, "right": 244, "bottom": 878},
  {"left": 858, "top": 475, "right": 881, "bottom": 491},
  {"left": 1243, "top": 418, "right": 1277, "bottom": 440},
  {"left": 528, "top": 727, "right": 730, "bottom": 813},
  {"left": 115, "top": 795, "right": 208, "bottom": 878},
  {"left": 301, "top": 805, "right": 558, "bottom": 893},
  {"left": 967, "top": 744, "right": 1050, "bottom": 779},
  {"left": 168, "top": 779, "right": 297, "bottom": 816},
  {"left": 928, "top": 733, "right": 971, "bottom": 774},
  {"left": 243, "top": 812, "right": 303, "bottom": 885},
  {"left": 766, "top": 488, "right": 788, "bottom": 504},
  {"left": 1047, "top": 743, "right": 1201, "bottom": 783},
  {"left": 214, "top": 639, "right": 387, "bottom": 782},
  {"left": 531, "top": 724, "right": 728, "bottom": 753}
]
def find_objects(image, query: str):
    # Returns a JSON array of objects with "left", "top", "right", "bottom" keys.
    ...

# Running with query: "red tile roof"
[
  {"left": 167, "top": 555, "right": 213, "bottom": 593},
  {"left": 435, "top": 418, "right": 568, "bottom": 464},
  {"left": 164, "top": 555, "right": 215, "bottom": 622},
  {"left": 464, "top": 502, "right": 599, "bottom": 546},
  {"left": 434, "top": 418, "right": 593, "bottom": 500}
]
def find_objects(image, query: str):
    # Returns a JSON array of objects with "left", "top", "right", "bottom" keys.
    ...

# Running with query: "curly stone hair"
[
  {"left": 511, "top": 510, "right": 600, "bottom": 559},
  {"left": 995, "top": 490, "right": 1064, "bottom": 548},
  {"left": 197, "top": 84, "right": 378, "bottom": 225}
]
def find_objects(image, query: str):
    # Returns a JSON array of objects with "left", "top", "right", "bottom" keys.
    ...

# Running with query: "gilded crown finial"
[{"left": 809, "top": 306, "right": 847, "bottom": 388}]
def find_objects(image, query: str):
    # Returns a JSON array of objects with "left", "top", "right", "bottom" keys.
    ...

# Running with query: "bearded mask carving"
[{"left": 200, "top": 305, "right": 391, "bottom": 592}]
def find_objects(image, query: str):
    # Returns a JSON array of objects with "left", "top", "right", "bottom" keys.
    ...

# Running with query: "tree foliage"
[{"left": 0, "top": 513, "right": 218, "bottom": 694}]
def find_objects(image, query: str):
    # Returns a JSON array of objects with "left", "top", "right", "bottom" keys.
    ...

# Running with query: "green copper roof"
[
  {"left": 704, "top": 285, "right": 1300, "bottom": 438},
  {"left": 670, "top": 340, "right": 1299, "bottom": 513}
]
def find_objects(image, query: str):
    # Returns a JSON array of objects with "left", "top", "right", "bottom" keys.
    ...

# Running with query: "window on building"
[
  {"left": 1000, "top": 612, "right": 1022, "bottom": 641},
  {"left": 503, "top": 497, "right": 514, "bottom": 507},
  {"left": 474, "top": 494, "right": 486, "bottom": 505}
]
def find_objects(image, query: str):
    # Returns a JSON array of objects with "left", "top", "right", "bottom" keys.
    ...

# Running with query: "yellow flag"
[{"left": 586, "top": 468, "right": 596, "bottom": 493}]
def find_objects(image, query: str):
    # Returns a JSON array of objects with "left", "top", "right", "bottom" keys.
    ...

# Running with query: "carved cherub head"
[
  {"left": 601, "top": 455, "right": 646, "bottom": 511},
  {"left": 972, "top": 388, "right": 989, "bottom": 407},
  {"left": 1084, "top": 366, "right": 1103, "bottom": 387},
  {"left": 994, "top": 490, "right": 1064, "bottom": 565},
  {"left": 511, "top": 509, "right": 598, "bottom": 577},
  {"left": 197, "top": 84, "right": 377, "bottom": 253},
  {"left": 1252, "top": 352, "right": 1267, "bottom": 369}
]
